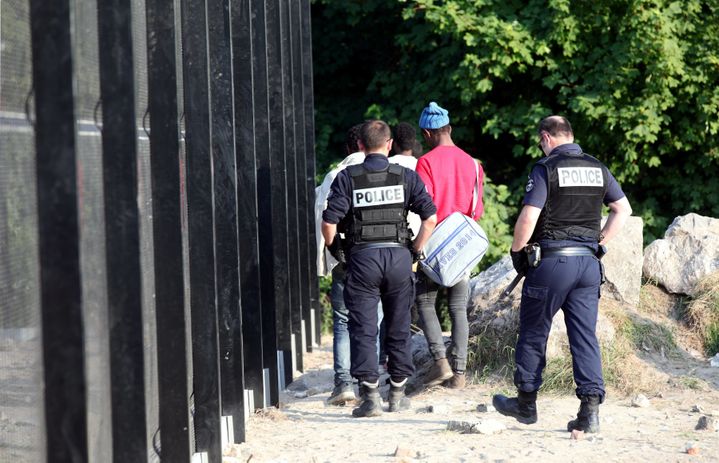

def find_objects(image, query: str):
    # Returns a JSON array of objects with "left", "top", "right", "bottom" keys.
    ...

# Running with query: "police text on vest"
[
  {"left": 353, "top": 186, "right": 405, "bottom": 207},
  {"left": 557, "top": 167, "right": 603, "bottom": 187}
]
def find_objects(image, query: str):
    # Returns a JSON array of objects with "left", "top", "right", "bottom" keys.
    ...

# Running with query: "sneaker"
[
  {"left": 326, "top": 383, "right": 356, "bottom": 406},
  {"left": 443, "top": 372, "right": 466, "bottom": 389},
  {"left": 387, "top": 378, "right": 411, "bottom": 412},
  {"left": 352, "top": 381, "right": 382, "bottom": 418},
  {"left": 424, "top": 358, "right": 453, "bottom": 387}
]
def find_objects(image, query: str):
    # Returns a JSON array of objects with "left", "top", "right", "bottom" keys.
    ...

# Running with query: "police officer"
[
  {"left": 493, "top": 116, "right": 632, "bottom": 433},
  {"left": 321, "top": 120, "right": 437, "bottom": 418}
]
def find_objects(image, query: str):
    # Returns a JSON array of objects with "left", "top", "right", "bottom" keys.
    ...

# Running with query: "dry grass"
[
  {"left": 684, "top": 272, "right": 719, "bottom": 355},
  {"left": 466, "top": 298, "right": 670, "bottom": 396}
]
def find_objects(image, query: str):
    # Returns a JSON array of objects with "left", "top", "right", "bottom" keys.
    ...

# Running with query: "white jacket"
[
  {"left": 388, "top": 154, "right": 421, "bottom": 240},
  {"left": 314, "top": 151, "right": 366, "bottom": 276}
]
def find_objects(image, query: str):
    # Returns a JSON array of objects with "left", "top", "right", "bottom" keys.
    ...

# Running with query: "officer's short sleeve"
[
  {"left": 406, "top": 170, "right": 437, "bottom": 220},
  {"left": 523, "top": 165, "right": 548, "bottom": 208},
  {"left": 603, "top": 170, "right": 626, "bottom": 205},
  {"left": 322, "top": 171, "right": 352, "bottom": 224}
]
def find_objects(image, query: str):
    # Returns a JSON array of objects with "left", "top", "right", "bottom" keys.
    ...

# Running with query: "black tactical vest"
[
  {"left": 344, "top": 163, "right": 410, "bottom": 245},
  {"left": 531, "top": 152, "right": 608, "bottom": 242}
]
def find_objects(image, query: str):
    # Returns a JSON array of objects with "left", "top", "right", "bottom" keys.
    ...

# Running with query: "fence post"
[
  {"left": 29, "top": 0, "right": 88, "bottom": 460},
  {"left": 146, "top": 0, "right": 193, "bottom": 460},
  {"left": 97, "top": 0, "right": 149, "bottom": 459}
]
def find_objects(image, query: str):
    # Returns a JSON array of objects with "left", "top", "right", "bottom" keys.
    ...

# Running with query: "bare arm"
[
  {"left": 412, "top": 214, "right": 437, "bottom": 253},
  {"left": 511, "top": 205, "right": 542, "bottom": 252},
  {"left": 600, "top": 196, "right": 632, "bottom": 245},
  {"left": 321, "top": 221, "right": 337, "bottom": 246}
]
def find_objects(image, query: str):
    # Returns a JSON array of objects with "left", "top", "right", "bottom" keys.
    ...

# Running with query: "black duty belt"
[
  {"left": 541, "top": 246, "right": 595, "bottom": 258},
  {"left": 350, "top": 242, "right": 406, "bottom": 254}
]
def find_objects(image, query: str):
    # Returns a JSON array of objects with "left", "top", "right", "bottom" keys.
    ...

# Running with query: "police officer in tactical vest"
[
  {"left": 493, "top": 116, "right": 632, "bottom": 433},
  {"left": 321, "top": 120, "right": 438, "bottom": 418}
]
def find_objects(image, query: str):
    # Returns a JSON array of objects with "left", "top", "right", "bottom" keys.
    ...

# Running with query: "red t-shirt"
[{"left": 416, "top": 145, "right": 484, "bottom": 223}]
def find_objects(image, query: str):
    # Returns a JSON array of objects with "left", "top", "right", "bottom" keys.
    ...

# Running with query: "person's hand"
[
  {"left": 410, "top": 247, "right": 424, "bottom": 264},
  {"left": 327, "top": 238, "right": 346, "bottom": 264},
  {"left": 510, "top": 249, "right": 528, "bottom": 274}
]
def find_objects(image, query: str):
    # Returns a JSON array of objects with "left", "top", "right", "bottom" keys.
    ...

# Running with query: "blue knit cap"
[{"left": 418, "top": 102, "right": 450, "bottom": 129}]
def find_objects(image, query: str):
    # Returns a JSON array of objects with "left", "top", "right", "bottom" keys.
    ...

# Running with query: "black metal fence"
[{"left": 0, "top": 0, "right": 319, "bottom": 461}]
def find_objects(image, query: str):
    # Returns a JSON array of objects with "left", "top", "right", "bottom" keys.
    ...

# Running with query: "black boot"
[
  {"left": 567, "top": 395, "right": 600, "bottom": 433},
  {"left": 387, "top": 377, "right": 411, "bottom": 412},
  {"left": 492, "top": 390, "right": 538, "bottom": 424},
  {"left": 352, "top": 381, "right": 382, "bottom": 418}
]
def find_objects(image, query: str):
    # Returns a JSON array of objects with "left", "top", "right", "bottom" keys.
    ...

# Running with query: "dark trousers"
[
  {"left": 514, "top": 255, "right": 605, "bottom": 399},
  {"left": 344, "top": 247, "right": 415, "bottom": 383}
]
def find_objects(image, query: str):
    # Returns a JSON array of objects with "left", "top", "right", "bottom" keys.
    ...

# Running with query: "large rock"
[
  {"left": 601, "top": 215, "right": 644, "bottom": 307},
  {"left": 643, "top": 213, "right": 719, "bottom": 296},
  {"left": 407, "top": 334, "right": 435, "bottom": 393}
]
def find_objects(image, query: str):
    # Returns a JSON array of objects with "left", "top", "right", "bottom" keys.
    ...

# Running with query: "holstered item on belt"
[
  {"left": 525, "top": 243, "right": 541, "bottom": 267},
  {"left": 596, "top": 244, "right": 607, "bottom": 285}
]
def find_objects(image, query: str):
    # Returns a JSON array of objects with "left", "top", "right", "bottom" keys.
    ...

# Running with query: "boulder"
[
  {"left": 643, "top": 213, "right": 719, "bottom": 296},
  {"left": 601, "top": 216, "right": 644, "bottom": 307},
  {"left": 407, "top": 334, "right": 436, "bottom": 393},
  {"left": 469, "top": 256, "right": 520, "bottom": 312}
]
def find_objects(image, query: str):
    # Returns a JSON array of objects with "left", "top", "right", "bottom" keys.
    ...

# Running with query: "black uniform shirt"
[{"left": 322, "top": 153, "right": 437, "bottom": 225}]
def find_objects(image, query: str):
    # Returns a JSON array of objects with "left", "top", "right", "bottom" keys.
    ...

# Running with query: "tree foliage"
[{"left": 312, "top": 0, "right": 719, "bottom": 243}]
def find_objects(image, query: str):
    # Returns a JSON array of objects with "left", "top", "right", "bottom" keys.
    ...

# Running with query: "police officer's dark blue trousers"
[
  {"left": 514, "top": 255, "right": 605, "bottom": 400},
  {"left": 344, "top": 247, "right": 415, "bottom": 383}
]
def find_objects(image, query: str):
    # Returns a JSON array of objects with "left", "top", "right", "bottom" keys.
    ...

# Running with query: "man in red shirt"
[{"left": 415, "top": 102, "right": 484, "bottom": 388}]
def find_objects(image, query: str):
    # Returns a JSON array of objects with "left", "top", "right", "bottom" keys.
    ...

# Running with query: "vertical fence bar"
[
  {"left": 97, "top": 0, "right": 149, "bottom": 460},
  {"left": 179, "top": 0, "right": 227, "bottom": 457},
  {"left": 72, "top": 0, "right": 114, "bottom": 460},
  {"left": 208, "top": 0, "right": 247, "bottom": 447},
  {"left": 29, "top": 0, "right": 88, "bottom": 460},
  {"left": 290, "top": 0, "right": 312, "bottom": 353},
  {"left": 252, "top": 0, "right": 281, "bottom": 406},
  {"left": 146, "top": 0, "right": 193, "bottom": 459},
  {"left": 265, "top": 0, "right": 294, "bottom": 390},
  {"left": 232, "top": 0, "right": 266, "bottom": 412},
  {"left": 130, "top": 0, "right": 161, "bottom": 459},
  {"left": 279, "top": 0, "right": 303, "bottom": 374},
  {"left": 0, "top": 0, "right": 45, "bottom": 460},
  {"left": 300, "top": 0, "right": 320, "bottom": 349}
]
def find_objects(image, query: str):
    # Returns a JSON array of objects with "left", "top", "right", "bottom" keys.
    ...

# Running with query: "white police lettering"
[
  {"left": 353, "top": 185, "right": 405, "bottom": 208},
  {"left": 557, "top": 167, "right": 604, "bottom": 187}
]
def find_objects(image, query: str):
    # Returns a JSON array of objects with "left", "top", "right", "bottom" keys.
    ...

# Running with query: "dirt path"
[{"left": 226, "top": 339, "right": 719, "bottom": 463}]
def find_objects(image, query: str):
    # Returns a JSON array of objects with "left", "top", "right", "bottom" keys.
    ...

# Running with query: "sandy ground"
[{"left": 228, "top": 338, "right": 719, "bottom": 463}]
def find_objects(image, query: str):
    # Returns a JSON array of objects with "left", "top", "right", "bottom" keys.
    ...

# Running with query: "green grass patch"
[
  {"left": 319, "top": 275, "right": 333, "bottom": 334},
  {"left": 466, "top": 326, "right": 518, "bottom": 381},
  {"left": 684, "top": 273, "right": 719, "bottom": 355},
  {"left": 677, "top": 375, "right": 708, "bottom": 391},
  {"left": 620, "top": 318, "right": 677, "bottom": 354}
]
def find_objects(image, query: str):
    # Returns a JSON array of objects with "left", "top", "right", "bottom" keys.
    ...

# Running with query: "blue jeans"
[{"left": 331, "top": 265, "right": 383, "bottom": 386}]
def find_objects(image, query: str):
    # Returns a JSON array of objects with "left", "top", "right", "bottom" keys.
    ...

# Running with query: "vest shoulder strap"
[
  {"left": 388, "top": 163, "right": 403, "bottom": 176},
  {"left": 347, "top": 164, "right": 366, "bottom": 177}
]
